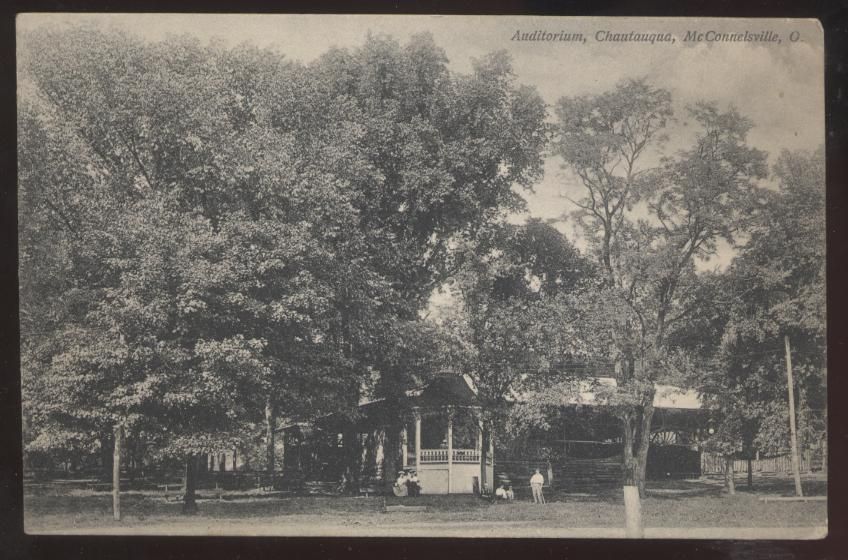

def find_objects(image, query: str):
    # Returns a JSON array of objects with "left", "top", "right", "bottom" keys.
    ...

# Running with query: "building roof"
[
  {"left": 280, "top": 374, "right": 480, "bottom": 432},
  {"left": 404, "top": 374, "right": 480, "bottom": 408},
  {"left": 281, "top": 374, "right": 701, "bottom": 433},
  {"left": 517, "top": 377, "right": 702, "bottom": 410}
]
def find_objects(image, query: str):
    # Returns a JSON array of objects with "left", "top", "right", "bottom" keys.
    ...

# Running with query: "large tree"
[
  {"left": 19, "top": 26, "right": 549, "bottom": 503},
  {"left": 441, "top": 219, "right": 594, "bottom": 491},
  {"left": 552, "top": 79, "right": 768, "bottom": 534},
  {"left": 695, "top": 148, "right": 826, "bottom": 491},
  {"left": 297, "top": 34, "right": 548, "bottom": 480},
  {"left": 18, "top": 28, "right": 385, "bottom": 512}
]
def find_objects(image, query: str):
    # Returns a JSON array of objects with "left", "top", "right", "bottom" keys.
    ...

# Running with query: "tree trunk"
[
  {"left": 621, "top": 413, "right": 643, "bottom": 537},
  {"left": 112, "top": 424, "right": 123, "bottom": 521},
  {"left": 182, "top": 454, "right": 199, "bottom": 515},
  {"left": 382, "top": 423, "right": 402, "bottom": 489},
  {"left": 725, "top": 455, "right": 736, "bottom": 495},
  {"left": 343, "top": 426, "right": 360, "bottom": 490},
  {"left": 622, "top": 413, "right": 636, "bottom": 485},
  {"left": 265, "top": 397, "right": 275, "bottom": 475},
  {"left": 747, "top": 457, "right": 753, "bottom": 489},
  {"left": 100, "top": 430, "right": 114, "bottom": 482},
  {"left": 635, "top": 404, "right": 654, "bottom": 498},
  {"left": 623, "top": 485, "right": 643, "bottom": 538},
  {"left": 129, "top": 449, "right": 135, "bottom": 483}
]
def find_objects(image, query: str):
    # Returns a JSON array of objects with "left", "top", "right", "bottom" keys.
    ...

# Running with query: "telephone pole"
[{"left": 784, "top": 335, "right": 803, "bottom": 497}]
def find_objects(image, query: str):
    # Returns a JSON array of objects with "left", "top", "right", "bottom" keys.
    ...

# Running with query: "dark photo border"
[{"left": 2, "top": 2, "right": 845, "bottom": 559}]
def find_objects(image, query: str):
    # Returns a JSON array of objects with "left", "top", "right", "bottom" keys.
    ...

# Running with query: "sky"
[{"left": 18, "top": 14, "right": 825, "bottom": 277}]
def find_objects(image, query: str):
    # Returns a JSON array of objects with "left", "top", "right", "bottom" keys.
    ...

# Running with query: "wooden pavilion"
[{"left": 281, "top": 374, "right": 494, "bottom": 495}]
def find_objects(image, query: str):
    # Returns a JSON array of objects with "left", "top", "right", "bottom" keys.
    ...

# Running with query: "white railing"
[
  {"left": 420, "top": 449, "right": 448, "bottom": 463},
  {"left": 419, "top": 449, "right": 481, "bottom": 464},
  {"left": 452, "top": 449, "right": 481, "bottom": 463}
]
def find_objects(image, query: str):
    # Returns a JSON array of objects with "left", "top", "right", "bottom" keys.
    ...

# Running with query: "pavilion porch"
[{"left": 400, "top": 406, "right": 494, "bottom": 495}]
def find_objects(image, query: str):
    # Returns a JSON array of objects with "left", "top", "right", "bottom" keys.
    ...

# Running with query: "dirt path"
[{"left": 30, "top": 521, "right": 827, "bottom": 539}]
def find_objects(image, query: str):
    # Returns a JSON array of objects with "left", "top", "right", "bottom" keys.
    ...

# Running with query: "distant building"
[{"left": 278, "top": 373, "right": 709, "bottom": 495}]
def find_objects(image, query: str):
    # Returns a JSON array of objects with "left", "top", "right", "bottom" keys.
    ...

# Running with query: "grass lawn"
[{"left": 24, "top": 474, "right": 827, "bottom": 538}]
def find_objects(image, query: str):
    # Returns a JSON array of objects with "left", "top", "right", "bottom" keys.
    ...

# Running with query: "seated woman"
[
  {"left": 393, "top": 471, "right": 409, "bottom": 497},
  {"left": 495, "top": 483, "right": 515, "bottom": 501},
  {"left": 406, "top": 471, "right": 421, "bottom": 497}
]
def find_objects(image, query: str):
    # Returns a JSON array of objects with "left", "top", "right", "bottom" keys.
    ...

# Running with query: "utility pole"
[
  {"left": 113, "top": 423, "right": 123, "bottom": 520},
  {"left": 784, "top": 335, "right": 804, "bottom": 497}
]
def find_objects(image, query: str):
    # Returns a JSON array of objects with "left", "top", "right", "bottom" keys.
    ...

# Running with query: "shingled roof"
[{"left": 403, "top": 374, "right": 480, "bottom": 408}]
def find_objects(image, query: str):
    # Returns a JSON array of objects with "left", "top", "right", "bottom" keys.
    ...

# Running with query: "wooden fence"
[{"left": 701, "top": 453, "right": 813, "bottom": 475}]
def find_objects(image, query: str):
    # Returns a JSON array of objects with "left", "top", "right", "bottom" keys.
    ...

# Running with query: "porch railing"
[{"left": 419, "top": 449, "right": 482, "bottom": 464}]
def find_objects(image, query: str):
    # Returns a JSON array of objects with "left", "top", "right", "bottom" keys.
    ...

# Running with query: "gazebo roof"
[
  {"left": 281, "top": 374, "right": 480, "bottom": 432},
  {"left": 353, "top": 373, "right": 480, "bottom": 409},
  {"left": 403, "top": 374, "right": 480, "bottom": 408}
]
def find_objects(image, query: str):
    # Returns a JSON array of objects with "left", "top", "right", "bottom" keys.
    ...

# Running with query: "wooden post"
[
  {"left": 447, "top": 407, "right": 453, "bottom": 494},
  {"left": 784, "top": 335, "right": 804, "bottom": 497},
  {"left": 112, "top": 424, "right": 123, "bottom": 521},
  {"left": 414, "top": 410, "right": 422, "bottom": 468},
  {"left": 821, "top": 432, "right": 827, "bottom": 473}
]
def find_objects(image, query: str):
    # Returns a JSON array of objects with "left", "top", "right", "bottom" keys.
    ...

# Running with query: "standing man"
[{"left": 530, "top": 469, "right": 546, "bottom": 504}]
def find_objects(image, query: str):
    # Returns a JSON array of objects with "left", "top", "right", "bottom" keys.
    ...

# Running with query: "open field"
[{"left": 24, "top": 474, "right": 827, "bottom": 538}]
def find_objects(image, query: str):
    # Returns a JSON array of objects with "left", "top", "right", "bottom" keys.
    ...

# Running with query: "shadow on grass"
[{"left": 25, "top": 475, "right": 828, "bottom": 531}]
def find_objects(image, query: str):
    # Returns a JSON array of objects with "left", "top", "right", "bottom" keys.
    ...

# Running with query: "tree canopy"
[
  {"left": 552, "top": 79, "right": 770, "bottom": 494},
  {"left": 18, "top": 27, "right": 548, "bottom": 483}
]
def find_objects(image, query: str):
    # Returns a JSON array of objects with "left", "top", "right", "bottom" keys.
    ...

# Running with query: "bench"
[
  {"left": 155, "top": 483, "right": 185, "bottom": 497},
  {"left": 359, "top": 484, "right": 380, "bottom": 497}
]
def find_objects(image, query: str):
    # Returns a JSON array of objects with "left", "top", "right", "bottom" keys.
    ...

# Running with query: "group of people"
[
  {"left": 494, "top": 468, "right": 546, "bottom": 504},
  {"left": 393, "top": 470, "right": 422, "bottom": 497},
  {"left": 389, "top": 467, "right": 547, "bottom": 503}
]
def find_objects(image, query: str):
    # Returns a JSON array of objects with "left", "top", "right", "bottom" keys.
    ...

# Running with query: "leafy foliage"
[
  {"left": 18, "top": 27, "right": 548, "bottom": 477},
  {"left": 552, "top": 80, "right": 769, "bottom": 491},
  {"left": 695, "top": 148, "right": 826, "bottom": 458}
]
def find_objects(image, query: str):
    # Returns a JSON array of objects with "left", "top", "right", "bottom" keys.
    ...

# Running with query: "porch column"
[
  {"left": 478, "top": 415, "right": 485, "bottom": 495},
  {"left": 489, "top": 426, "right": 494, "bottom": 467},
  {"left": 414, "top": 410, "right": 422, "bottom": 468},
  {"left": 284, "top": 432, "right": 286, "bottom": 473},
  {"left": 477, "top": 417, "right": 483, "bottom": 454},
  {"left": 447, "top": 406, "right": 453, "bottom": 494},
  {"left": 402, "top": 425, "right": 408, "bottom": 468}
]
